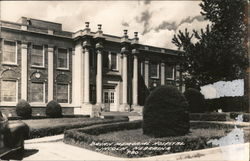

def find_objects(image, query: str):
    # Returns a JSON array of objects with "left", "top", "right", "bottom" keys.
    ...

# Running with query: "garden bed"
[
  {"left": 10, "top": 117, "right": 129, "bottom": 139},
  {"left": 63, "top": 120, "right": 249, "bottom": 158}
]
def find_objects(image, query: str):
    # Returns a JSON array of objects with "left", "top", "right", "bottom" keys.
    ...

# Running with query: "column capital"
[
  {"left": 21, "top": 42, "right": 28, "bottom": 49},
  {"left": 48, "top": 45, "right": 54, "bottom": 52},
  {"left": 95, "top": 42, "right": 104, "bottom": 51},
  {"left": 121, "top": 46, "right": 130, "bottom": 54},
  {"left": 82, "top": 40, "right": 91, "bottom": 49},
  {"left": 132, "top": 48, "right": 139, "bottom": 55}
]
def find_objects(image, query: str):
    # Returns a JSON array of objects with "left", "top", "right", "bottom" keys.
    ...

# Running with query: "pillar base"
[
  {"left": 80, "top": 103, "right": 101, "bottom": 117},
  {"left": 119, "top": 104, "right": 130, "bottom": 112},
  {"left": 131, "top": 105, "right": 143, "bottom": 114}
]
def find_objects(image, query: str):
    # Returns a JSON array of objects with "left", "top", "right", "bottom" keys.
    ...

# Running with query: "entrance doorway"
[{"left": 103, "top": 89, "right": 116, "bottom": 111}]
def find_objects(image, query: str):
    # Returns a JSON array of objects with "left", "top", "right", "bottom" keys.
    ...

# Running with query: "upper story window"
[
  {"left": 1, "top": 80, "right": 17, "bottom": 103},
  {"left": 150, "top": 62, "right": 159, "bottom": 78},
  {"left": 3, "top": 40, "right": 17, "bottom": 64},
  {"left": 31, "top": 45, "right": 44, "bottom": 67},
  {"left": 166, "top": 65, "right": 175, "bottom": 80},
  {"left": 57, "top": 48, "right": 69, "bottom": 69},
  {"left": 102, "top": 51, "right": 118, "bottom": 71},
  {"left": 110, "top": 52, "right": 117, "bottom": 70},
  {"left": 103, "top": 51, "right": 109, "bottom": 69}
]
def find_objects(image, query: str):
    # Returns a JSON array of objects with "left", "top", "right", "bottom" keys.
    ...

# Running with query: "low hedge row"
[
  {"left": 230, "top": 112, "right": 250, "bottom": 122},
  {"left": 205, "top": 96, "right": 249, "bottom": 112},
  {"left": 8, "top": 115, "right": 89, "bottom": 121},
  {"left": 63, "top": 120, "right": 243, "bottom": 158},
  {"left": 29, "top": 117, "right": 129, "bottom": 139},
  {"left": 190, "top": 112, "right": 250, "bottom": 122},
  {"left": 189, "top": 113, "right": 229, "bottom": 121}
]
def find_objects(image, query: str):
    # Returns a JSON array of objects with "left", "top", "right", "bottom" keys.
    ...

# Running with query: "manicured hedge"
[
  {"left": 143, "top": 86, "right": 189, "bottom": 137},
  {"left": 29, "top": 117, "right": 129, "bottom": 139},
  {"left": 64, "top": 120, "right": 246, "bottom": 158},
  {"left": 189, "top": 113, "right": 229, "bottom": 121},
  {"left": 8, "top": 115, "right": 89, "bottom": 121},
  {"left": 230, "top": 112, "right": 250, "bottom": 122},
  {"left": 184, "top": 88, "right": 206, "bottom": 113},
  {"left": 205, "top": 96, "right": 248, "bottom": 112}
]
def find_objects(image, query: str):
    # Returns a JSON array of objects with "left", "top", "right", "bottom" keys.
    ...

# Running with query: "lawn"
[{"left": 9, "top": 117, "right": 129, "bottom": 139}]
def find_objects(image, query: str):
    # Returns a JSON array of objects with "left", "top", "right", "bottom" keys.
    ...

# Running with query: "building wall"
[{"left": 0, "top": 17, "right": 183, "bottom": 116}]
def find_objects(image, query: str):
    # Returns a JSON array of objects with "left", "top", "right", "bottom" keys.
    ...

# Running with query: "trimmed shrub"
[
  {"left": 143, "top": 85, "right": 189, "bottom": 137},
  {"left": 16, "top": 99, "right": 32, "bottom": 119},
  {"left": 189, "top": 113, "right": 229, "bottom": 121},
  {"left": 184, "top": 88, "right": 206, "bottom": 113},
  {"left": 205, "top": 96, "right": 248, "bottom": 112},
  {"left": 46, "top": 100, "right": 62, "bottom": 118}
]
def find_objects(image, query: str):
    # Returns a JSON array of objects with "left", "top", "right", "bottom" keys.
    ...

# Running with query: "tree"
[{"left": 172, "top": 0, "right": 248, "bottom": 89}]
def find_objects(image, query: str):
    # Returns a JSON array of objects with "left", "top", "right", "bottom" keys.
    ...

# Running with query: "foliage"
[
  {"left": 184, "top": 88, "right": 206, "bottom": 113},
  {"left": 142, "top": 86, "right": 189, "bottom": 137},
  {"left": 172, "top": 0, "right": 248, "bottom": 88},
  {"left": 189, "top": 113, "right": 228, "bottom": 121},
  {"left": 205, "top": 96, "right": 248, "bottom": 112},
  {"left": 45, "top": 100, "right": 62, "bottom": 118},
  {"left": 16, "top": 99, "right": 32, "bottom": 119},
  {"left": 64, "top": 120, "right": 249, "bottom": 158}
]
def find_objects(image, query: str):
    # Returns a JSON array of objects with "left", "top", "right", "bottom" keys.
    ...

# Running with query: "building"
[{"left": 0, "top": 17, "right": 184, "bottom": 117}]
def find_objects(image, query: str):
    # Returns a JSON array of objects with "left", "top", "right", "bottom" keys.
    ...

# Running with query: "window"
[
  {"left": 1, "top": 80, "right": 17, "bottom": 102},
  {"left": 103, "top": 52, "right": 109, "bottom": 68},
  {"left": 30, "top": 82, "right": 44, "bottom": 102},
  {"left": 3, "top": 40, "right": 17, "bottom": 64},
  {"left": 31, "top": 45, "right": 44, "bottom": 67},
  {"left": 57, "top": 84, "right": 69, "bottom": 103},
  {"left": 150, "top": 63, "right": 159, "bottom": 78},
  {"left": 166, "top": 66, "right": 175, "bottom": 80},
  {"left": 57, "top": 48, "right": 68, "bottom": 69},
  {"left": 110, "top": 53, "right": 117, "bottom": 70}
]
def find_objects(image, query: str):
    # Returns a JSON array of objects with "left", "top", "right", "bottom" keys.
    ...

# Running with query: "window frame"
[
  {"left": 56, "top": 83, "right": 70, "bottom": 104},
  {"left": 150, "top": 62, "right": 159, "bottom": 79},
  {"left": 31, "top": 44, "right": 45, "bottom": 68},
  {"left": 0, "top": 79, "right": 18, "bottom": 104},
  {"left": 166, "top": 65, "right": 175, "bottom": 80},
  {"left": 57, "top": 48, "right": 69, "bottom": 70},
  {"left": 29, "top": 82, "right": 45, "bottom": 103},
  {"left": 2, "top": 40, "right": 18, "bottom": 65}
]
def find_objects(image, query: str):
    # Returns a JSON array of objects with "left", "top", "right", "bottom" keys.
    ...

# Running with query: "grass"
[{"left": 9, "top": 117, "right": 129, "bottom": 139}]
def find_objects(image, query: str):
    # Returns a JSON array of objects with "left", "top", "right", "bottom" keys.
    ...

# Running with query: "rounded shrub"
[
  {"left": 143, "top": 85, "right": 189, "bottom": 137},
  {"left": 46, "top": 100, "right": 62, "bottom": 118},
  {"left": 184, "top": 88, "right": 206, "bottom": 113},
  {"left": 16, "top": 99, "right": 32, "bottom": 119}
]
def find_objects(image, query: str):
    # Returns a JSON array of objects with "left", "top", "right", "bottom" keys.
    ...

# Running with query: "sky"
[{"left": 1, "top": 0, "right": 210, "bottom": 50}]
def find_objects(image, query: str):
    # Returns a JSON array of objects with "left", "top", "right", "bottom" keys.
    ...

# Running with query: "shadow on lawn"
[
  {"left": 23, "top": 149, "right": 39, "bottom": 158},
  {"left": 1, "top": 148, "right": 39, "bottom": 160}
]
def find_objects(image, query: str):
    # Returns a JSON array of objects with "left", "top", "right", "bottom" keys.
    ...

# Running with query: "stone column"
[
  {"left": 48, "top": 46, "right": 54, "bottom": 101},
  {"left": 122, "top": 50, "right": 128, "bottom": 105},
  {"left": 132, "top": 51, "right": 138, "bottom": 106},
  {"left": 21, "top": 42, "right": 28, "bottom": 100},
  {"left": 83, "top": 43, "right": 90, "bottom": 104},
  {"left": 161, "top": 62, "right": 165, "bottom": 85},
  {"left": 96, "top": 43, "right": 103, "bottom": 104},
  {"left": 144, "top": 59, "right": 149, "bottom": 88}
]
